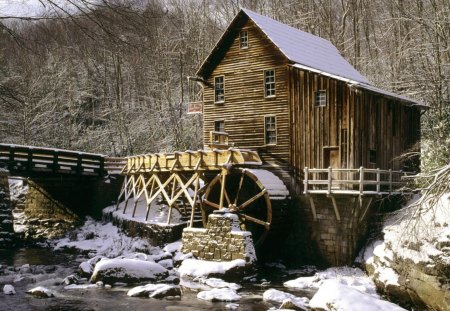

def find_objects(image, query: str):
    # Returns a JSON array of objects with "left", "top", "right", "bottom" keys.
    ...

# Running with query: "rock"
[
  {"left": 225, "top": 303, "right": 239, "bottom": 310},
  {"left": 62, "top": 274, "right": 79, "bottom": 285},
  {"left": 26, "top": 286, "right": 54, "bottom": 298},
  {"left": 127, "top": 283, "right": 181, "bottom": 298},
  {"left": 197, "top": 288, "right": 241, "bottom": 302},
  {"left": 200, "top": 278, "right": 241, "bottom": 291},
  {"left": 263, "top": 288, "right": 308, "bottom": 310},
  {"left": 150, "top": 284, "right": 181, "bottom": 298},
  {"left": 157, "top": 259, "right": 174, "bottom": 270},
  {"left": 90, "top": 258, "right": 168, "bottom": 284},
  {"left": 3, "top": 284, "right": 15, "bottom": 295},
  {"left": 178, "top": 258, "right": 248, "bottom": 282}
]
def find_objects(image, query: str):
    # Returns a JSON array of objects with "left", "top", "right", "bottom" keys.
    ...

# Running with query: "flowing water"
[{"left": 0, "top": 246, "right": 313, "bottom": 311}]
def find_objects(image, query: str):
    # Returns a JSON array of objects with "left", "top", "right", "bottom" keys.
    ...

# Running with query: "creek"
[{"left": 0, "top": 246, "right": 313, "bottom": 311}]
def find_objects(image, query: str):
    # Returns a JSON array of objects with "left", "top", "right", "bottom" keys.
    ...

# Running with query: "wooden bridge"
[{"left": 0, "top": 143, "right": 124, "bottom": 176}]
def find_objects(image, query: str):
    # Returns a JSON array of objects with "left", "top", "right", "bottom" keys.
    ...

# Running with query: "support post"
[
  {"left": 359, "top": 166, "right": 364, "bottom": 195},
  {"left": 328, "top": 166, "right": 332, "bottom": 195},
  {"left": 304, "top": 167, "right": 309, "bottom": 194},
  {"left": 376, "top": 168, "right": 380, "bottom": 193}
]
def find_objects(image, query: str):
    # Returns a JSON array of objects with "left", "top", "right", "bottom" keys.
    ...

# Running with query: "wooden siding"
[
  {"left": 288, "top": 66, "right": 421, "bottom": 179},
  {"left": 202, "top": 19, "right": 290, "bottom": 163}
]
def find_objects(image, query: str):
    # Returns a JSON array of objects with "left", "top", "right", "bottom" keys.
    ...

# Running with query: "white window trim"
[
  {"left": 264, "top": 69, "right": 276, "bottom": 98},
  {"left": 315, "top": 89, "right": 327, "bottom": 107},
  {"left": 264, "top": 115, "right": 277, "bottom": 146},
  {"left": 240, "top": 30, "right": 249, "bottom": 49},
  {"left": 214, "top": 75, "right": 225, "bottom": 104}
]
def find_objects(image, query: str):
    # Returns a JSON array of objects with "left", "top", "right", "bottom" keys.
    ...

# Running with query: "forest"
[{"left": 0, "top": 0, "right": 448, "bottom": 171}]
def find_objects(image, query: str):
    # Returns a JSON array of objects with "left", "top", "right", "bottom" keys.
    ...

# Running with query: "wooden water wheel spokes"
[{"left": 202, "top": 168, "right": 272, "bottom": 245}]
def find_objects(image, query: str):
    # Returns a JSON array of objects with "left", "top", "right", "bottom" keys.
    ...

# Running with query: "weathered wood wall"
[
  {"left": 202, "top": 18, "right": 290, "bottom": 164},
  {"left": 287, "top": 66, "right": 421, "bottom": 181}
]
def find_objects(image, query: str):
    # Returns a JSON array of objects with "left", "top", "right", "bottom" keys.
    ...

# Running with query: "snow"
[
  {"left": 284, "top": 267, "right": 377, "bottom": 295},
  {"left": 263, "top": 288, "right": 309, "bottom": 310},
  {"left": 363, "top": 192, "right": 450, "bottom": 282},
  {"left": 53, "top": 218, "right": 153, "bottom": 258},
  {"left": 199, "top": 277, "right": 241, "bottom": 291},
  {"left": 26, "top": 286, "right": 54, "bottom": 298},
  {"left": 127, "top": 283, "right": 180, "bottom": 298},
  {"left": 309, "top": 280, "right": 407, "bottom": 311},
  {"left": 178, "top": 258, "right": 246, "bottom": 278},
  {"left": 3, "top": 284, "right": 15, "bottom": 295},
  {"left": 225, "top": 303, "right": 239, "bottom": 309},
  {"left": 197, "top": 288, "right": 241, "bottom": 302},
  {"left": 64, "top": 284, "right": 100, "bottom": 290},
  {"left": 163, "top": 241, "right": 182, "bottom": 254},
  {"left": 91, "top": 258, "right": 167, "bottom": 282},
  {"left": 248, "top": 169, "right": 289, "bottom": 199}
]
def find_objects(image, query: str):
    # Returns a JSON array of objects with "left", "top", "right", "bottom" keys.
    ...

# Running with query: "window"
[
  {"left": 214, "top": 120, "right": 224, "bottom": 133},
  {"left": 315, "top": 90, "right": 327, "bottom": 107},
  {"left": 214, "top": 76, "right": 224, "bottom": 103},
  {"left": 369, "top": 149, "right": 377, "bottom": 164},
  {"left": 264, "top": 116, "right": 277, "bottom": 145},
  {"left": 264, "top": 70, "right": 276, "bottom": 97},
  {"left": 240, "top": 30, "right": 248, "bottom": 49}
]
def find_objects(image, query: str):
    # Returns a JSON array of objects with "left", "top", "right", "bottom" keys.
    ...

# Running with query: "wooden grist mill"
[
  {"left": 116, "top": 147, "right": 289, "bottom": 246},
  {"left": 115, "top": 8, "right": 424, "bottom": 265}
]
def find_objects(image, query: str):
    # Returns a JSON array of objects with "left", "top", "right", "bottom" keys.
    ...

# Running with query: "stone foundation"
[
  {"left": 10, "top": 179, "right": 79, "bottom": 240},
  {"left": 182, "top": 212, "right": 256, "bottom": 264},
  {"left": 285, "top": 194, "right": 397, "bottom": 267},
  {"left": 0, "top": 169, "right": 15, "bottom": 247}
]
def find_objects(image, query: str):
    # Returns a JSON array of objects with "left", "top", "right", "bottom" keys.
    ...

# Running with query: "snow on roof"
[{"left": 241, "top": 9, "right": 369, "bottom": 84}]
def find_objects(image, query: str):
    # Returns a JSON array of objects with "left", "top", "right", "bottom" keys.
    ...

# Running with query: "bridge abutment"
[{"left": 0, "top": 169, "right": 15, "bottom": 247}]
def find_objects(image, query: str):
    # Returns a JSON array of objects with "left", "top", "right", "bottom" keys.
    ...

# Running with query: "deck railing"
[
  {"left": 303, "top": 166, "right": 413, "bottom": 195},
  {"left": 209, "top": 131, "right": 230, "bottom": 149}
]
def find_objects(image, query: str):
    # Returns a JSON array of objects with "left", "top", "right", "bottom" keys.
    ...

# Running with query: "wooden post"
[
  {"left": 389, "top": 169, "right": 392, "bottom": 194},
  {"left": 327, "top": 166, "right": 332, "bottom": 195},
  {"left": 219, "top": 168, "right": 227, "bottom": 210},
  {"left": 376, "top": 168, "right": 380, "bottom": 193},
  {"left": 189, "top": 174, "right": 200, "bottom": 227},
  {"left": 304, "top": 167, "right": 309, "bottom": 194},
  {"left": 359, "top": 166, "right": 364, "bottom": 195},
  {"left": 52, "top": 151, "right": 59, "bottom": 173},
  {"left": 27, "top": 149, "right": 33, "bottom": 171}
]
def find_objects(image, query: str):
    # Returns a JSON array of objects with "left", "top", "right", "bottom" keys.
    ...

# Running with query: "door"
[{"left": 323, "top": 147, "right": 340, "bottom": 188}]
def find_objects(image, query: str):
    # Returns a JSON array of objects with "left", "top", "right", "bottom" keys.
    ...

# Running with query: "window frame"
[
  {"left": 264, "top": 115, "right": 277, "bottom": 145},
  {"left": 315, "top": 89, "right": 327, "bottom": 107},
  {"left": 264, "top": 69, "right": 276, "bottom": 98},
  {"left": 239, "top": 30, "right": 248, "bottom": 49},
  {"left": 214, "top": 120, "right": 225, "bottom": 133},
  {"left": 214, "top": 76, "right": 225, "bottom": 104}
]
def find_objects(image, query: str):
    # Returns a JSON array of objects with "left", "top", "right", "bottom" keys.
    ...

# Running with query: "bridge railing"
[
  {"left": 0, "top": 143, "right": 106, "bottom": 176},
  {"left": 303, "top": 166, "right": 414, "bottom": 195}
]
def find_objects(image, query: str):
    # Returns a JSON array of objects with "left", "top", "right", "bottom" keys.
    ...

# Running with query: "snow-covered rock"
[
  {"left": 127, "top": 283, "right": 181, "bottom": 298},
  {"left": 309, "top": 280, "right": 407, "bottom": 311},
  {"left": 197, "top": 288, "right": 241, "bottom": 302},
  {"left": 3, "top": 284, "right": 15, "bottom": 295},
  {"left": 200, "top": 277, "right": 241, "bottom": 291},
  {"left": 284, "top": 266, "right": 377, "bottom": 295},
  {"left": 178, "top": 258, "right": 246, "bottom": 280},
  {"left": 90, "top": 258, "right": 168, "bottom": 284},
  {"left": 263, "top": 288, "right": 308, "bottom": 310},
  {"left": 362, "top": 193, "right": 450, "bottom": 310},
  {"left": 26, "top": 286, "right": 54, "bottom": 298}
]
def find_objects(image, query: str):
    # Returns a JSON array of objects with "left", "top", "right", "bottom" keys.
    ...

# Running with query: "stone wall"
[
  {"left": 0, "top": 169, "right": 15, "bottom": 247},
  {"left": 182, "top": 212, "right": 256, "bottom": 264},
  {"left": 11, "top": 179, "right": 79, "bottom": 240},
  {"left": 285, "top": 194, "right": 396, "bottom": 267}
]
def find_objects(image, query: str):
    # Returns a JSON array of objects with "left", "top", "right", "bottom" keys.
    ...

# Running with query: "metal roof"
[{"left": 242, "top": 8, "right": 369, "bottom": 84}]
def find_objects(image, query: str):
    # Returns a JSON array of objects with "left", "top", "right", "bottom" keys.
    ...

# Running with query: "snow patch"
[
  {"left": 178, "top": 258, "right": 246, "bottom": 278},
  {"left": 197, "top": 288, "right": 241, "bottom": 302},
  {"left": 263, "top": 288, "right": 309, "bottom": 310}
]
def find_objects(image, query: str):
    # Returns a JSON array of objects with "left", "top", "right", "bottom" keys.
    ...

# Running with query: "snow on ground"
[
  {"left": 178, "top": 258, "right": 246, "bottom": 278},
  {"left": 309, "top": 280, "right": 407, "bottom": 311},
  {"left": 284, "top": 266, "right": 377, "bottom": 296},
  {"left": 53, "top": 217, "right": 155, "bottom": 258},
  {"left": 197, "top": 287, "right": 241, "bottom": 302},
  {"left": 263, "top": 288, "right": 309, "bottom": 310}
]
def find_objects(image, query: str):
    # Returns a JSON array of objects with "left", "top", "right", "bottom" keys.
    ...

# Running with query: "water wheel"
[{"left": 202, "top": 168, "right": 272, "bottom": 246}]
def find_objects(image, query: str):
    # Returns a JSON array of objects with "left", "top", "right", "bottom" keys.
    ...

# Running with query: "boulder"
[{"left": 90, "top": 258, "right": 168, "bottom": 284}]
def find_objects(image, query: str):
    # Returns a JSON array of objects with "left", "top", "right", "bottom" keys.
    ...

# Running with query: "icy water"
[{"left": 0, "top": 247, "right": 313, "bottom": 311}]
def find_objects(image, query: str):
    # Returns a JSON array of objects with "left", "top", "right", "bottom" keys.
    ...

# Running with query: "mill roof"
[{"left": 197, "top": 8, "right": 424, "bottom": 107}]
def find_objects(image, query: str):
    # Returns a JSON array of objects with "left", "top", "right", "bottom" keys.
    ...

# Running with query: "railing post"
[
  {"left": 376, "top": 168, "right": 380, "bottom": 193},
  {"left": 77, "top": 154, "right": 83, "bottom": 175},
  {"left": 359, "top": 166, "right": 364, "bottom": 195},
  {"left": 328, "top": 166, "right": 332, "bottom": 195},
  {"left": 8, "top": 147, "right": 15, "bottom": 171},
  {"left": 27, "top": 149, "right": 33, "bottom": 171},
  {"left": 389, "top": 169, "right": 392, "bottom": 194},
  {"left": 53, "top": 151, "right": 59, "bottom": 173},
  {"left": 304, "top": 167, "right": 309, "bottom": 194},
  {"left": 99, "top": 156, "right": 105, "bottom": 176}
]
